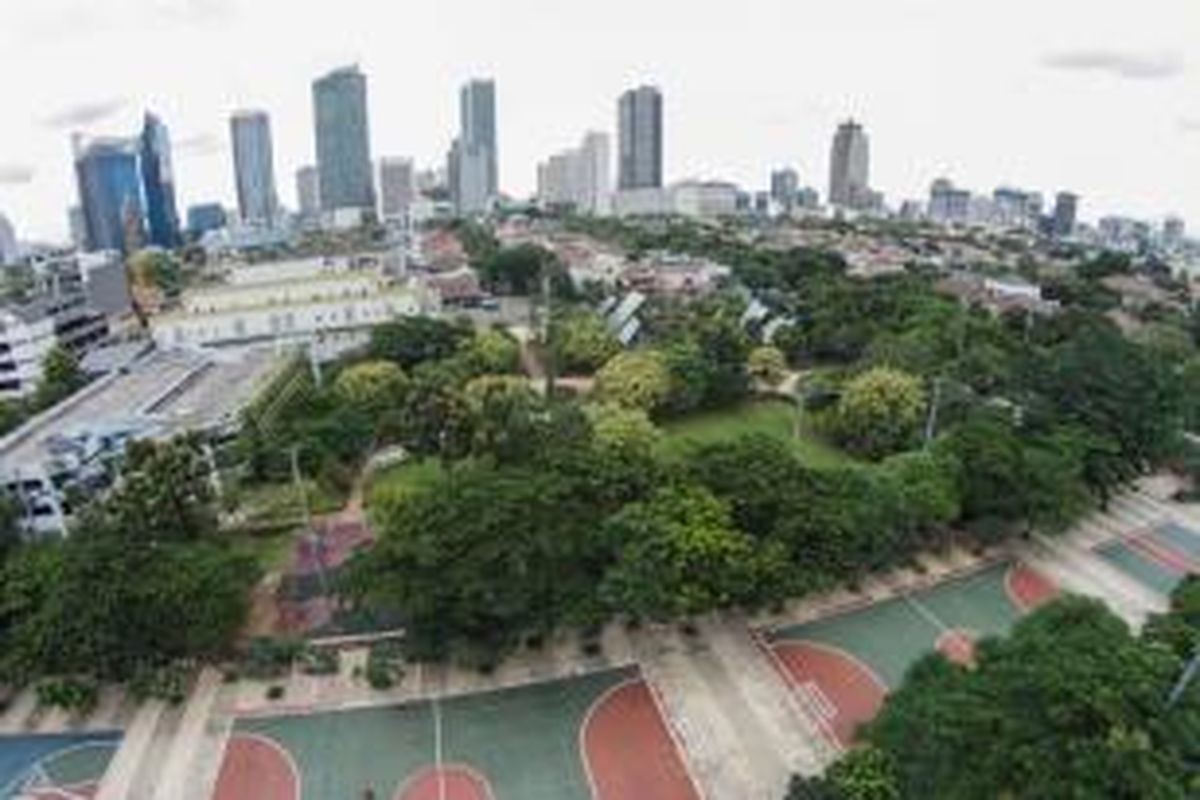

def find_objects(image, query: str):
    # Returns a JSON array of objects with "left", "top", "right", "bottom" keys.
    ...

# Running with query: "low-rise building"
[
  {"left": 149, "top": 257, "right": 429, "bottom": 360},
  {"left": 0, "top": 345, "right": 289, "bottom": 535}
]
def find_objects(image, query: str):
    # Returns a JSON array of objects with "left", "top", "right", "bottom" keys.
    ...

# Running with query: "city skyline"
[{"left": 0, "top": 0, "right": 1195, "bottom": 241}]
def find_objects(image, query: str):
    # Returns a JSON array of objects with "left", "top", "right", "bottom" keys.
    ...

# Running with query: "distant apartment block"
[
  {"left": 379, "top": 157, "right": 416, "bottom": 221},
  {"left": 537, "top": 131, "right": 612, "bottom": 215},
  {"left": 0, "top": 251, "right": 127, "bottom": 399}
]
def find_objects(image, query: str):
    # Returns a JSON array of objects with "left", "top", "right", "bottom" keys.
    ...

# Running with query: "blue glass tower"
[
  {"left": 140, "top": 112, "right": 180, "bottom": 248},
  {"left": 75, "top": 137, "right": 145, "bottom": 254}
]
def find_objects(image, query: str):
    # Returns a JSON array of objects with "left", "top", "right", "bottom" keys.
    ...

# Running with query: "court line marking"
[
  {"left": 578, "top": 675, "right": 707, "bottom": 800},
  {"left": 1004, "top": 562, "right": 1056, "bottom": 612},
  {"left": 0, "top": 739, "right": 120, "bottom": 799},
  {"left": 216, "top": 732, "right": 302, "bottom": 800},
  {"left": 753, "top": 631, "right": 845, "bottom": 756},
  {"left": 641, "top": 672, "right": 710, "bottom": 800},
  {"left": 770, "top": 638, "right": 888, "bottom": 750},
  {"left": 391, "top": 763, "right": 497, "bottom": 800}
]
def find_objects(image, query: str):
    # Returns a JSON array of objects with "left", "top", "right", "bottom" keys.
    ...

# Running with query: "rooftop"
[{"left": 0, "top": 346, "right": 288, "bottom": 474}]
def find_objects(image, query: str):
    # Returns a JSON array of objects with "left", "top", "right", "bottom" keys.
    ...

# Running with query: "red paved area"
[
  {"left": 935, "top": 628, "right": 977, "bottom": 666},
  {"left": 211, "top": 733, "right": 299, "bottom": 800},
  {"left": 395, "top": 765, "right": 493, "bottom": 800},
  {"left": 581, "top": 680, "right": 700, "bottom": 800},
  {"left": 1006, "top": 563, "right": 1058, "bottom": 611},
  {"left": 1128, "top": 534, "right": 1198, "bottom": 574},
  {"left": 773, "top": 641, "right": 887, "bottom": 747}
]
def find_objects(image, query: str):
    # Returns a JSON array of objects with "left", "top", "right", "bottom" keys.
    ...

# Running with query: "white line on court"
[{"left": 433, "top": 694, "right": 445, "bottom": 800}]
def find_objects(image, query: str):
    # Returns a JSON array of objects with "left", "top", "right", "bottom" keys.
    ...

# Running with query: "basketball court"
[
  {"left": 764, "top": 561, "right": 1058, "bottom": 746},
  {"left": 0, "top": 732, "right": 121, "bottom": 800},
  {"left": 1095, "top": 521, "right": 1200, "bottom": 596},
  {"left": 211, "top": 665, "right": 700, "bottom": 800}
]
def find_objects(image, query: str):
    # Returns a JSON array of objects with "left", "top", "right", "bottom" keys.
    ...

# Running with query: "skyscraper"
[
  {"left": 75, "top": 136, "right": 145, "bottom": 253},
  {"left": 618, "top": 86, "right": 663, "bottom": 190},
  {"left": 379, "top": 158, "right": 415, "bottom": 221},
  {"left": 828, "top": 120, "right": 870, "bottom": 210},
  {"left": 230, "top": 110, "right": 279, "bottom": 226},
  {"left": 452, "top": 79, "right": 498, "bottom": 214},
  {"left": 295, "top": 166, "right": 320, "bottom": 219},
  {"left": 770, "top": 168, "right": 799, "bottom": 209},
  {"left": 1052, "top": 192, "right": 1078, "bottom": 238},
  {"left": 312, "top": 66, "right": 375, "bottom": 212},
  {"left": 68, "top": 206, "right": 88, "bottom": 250},
  {"left": 139, "top": 112, "right": 180, "bottom": 248}
]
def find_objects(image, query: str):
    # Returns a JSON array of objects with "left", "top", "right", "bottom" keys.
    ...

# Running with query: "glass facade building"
[
  {"left": 312, "top": 66, "right": 375, "bottom": 212},
  {"left": 139, "top": 113, "right": 180, "bottom": 248},
  {"left": 75, "top": 138, "right": 145, "bottom": 254}
]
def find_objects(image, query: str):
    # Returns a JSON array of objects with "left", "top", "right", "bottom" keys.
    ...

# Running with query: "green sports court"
[
  {"left": 1095, "top": 521, "right": 1200, "bottom": 597},
  {"left": 765, "top": 561, "right": 1058, "bottom": 746},
  {"left": 0, "top": 731, "right": 121, "bottom": 799},
  {"left": 211, "top": 665, "right": 700, "bottom": 800}
]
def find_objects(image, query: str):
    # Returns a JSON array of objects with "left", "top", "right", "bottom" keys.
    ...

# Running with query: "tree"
[
  {"left": 583, "top": 403, "right": 661, "bottom": 456},
  {"left": 367, "top": 317, "right": 472, "bottom": 370},
  {"left": 600, "top": 486, "right": 759, "bottom": 620},
  {"left": 34, "top": 345, "right": 86, "bottom": 410},
  {"left": 463, "top": 329, "right": 521, "bottom": 375},
  {"left": 333, "top": 360, "right": 408, "bottom": 437},
  {"left": 100, "top": 434, "right": 217, "bottom": 544},
  {"left": 594, "top": 350, "right": 672, "bottom": 414},
  {"left": 477, "top": 244, "right": 555, "bottom": 296},
  {"left": 549, "top": 311, "right": 620, "bottom": 375},
  {"left": 831, "top": 367, "right": 925, "bottom": 459},
  {"left": 462, "top": 375, "right": 547, "bottom": 464},
  {"left": 786, "top": 747, "right": 900, "bottom": 800},
  {"left": 394, "top": 367, "right": 473, "bottom": 464},
  {"left": 748, "top": 346, "right": 788, "bottom": 387},
  {"left": 864, "top": 597, "right": 1199, "bottom": 799},
  {"left": 877, "top": 450, "right": 961, "bottom": 544}
]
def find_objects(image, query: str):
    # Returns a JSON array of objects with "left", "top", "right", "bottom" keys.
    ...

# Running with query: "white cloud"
[
  {"left": 1042, "top": 49, "right": 1184, "bottom": 80},
  {"left": 0, "top": 165, "right": 36, "bottom": 185}
]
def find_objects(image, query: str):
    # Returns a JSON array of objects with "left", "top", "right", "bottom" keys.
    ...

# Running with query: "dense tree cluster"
[
  {"left": 792, "top": 591, "right": 1200, "bottom": 798},
  {"left": 0, "top": 436, "right": 258, "bottom": 686}
]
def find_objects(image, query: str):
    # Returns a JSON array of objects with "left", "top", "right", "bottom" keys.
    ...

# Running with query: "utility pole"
[
  {"left": 540, "top": 261, "right": 555, "bottom": 398},
  {"left": 291, "top": 445, "right": 328, "bottom": 595},
  {"left": 923, "top": 377, "right": 943, "bottom": 446}
]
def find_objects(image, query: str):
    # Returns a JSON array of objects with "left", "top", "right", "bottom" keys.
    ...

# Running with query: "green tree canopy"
[
  {"left": 831, "top": 367, "right": 925, "bottom": 459},
  {"left": 594, "top": 350, "right": 672, "bottom": 414}
]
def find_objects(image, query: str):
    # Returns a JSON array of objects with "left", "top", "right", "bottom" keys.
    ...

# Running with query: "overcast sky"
[{"left": 0, "top": 0, "right": 1196, "bottom": 241}]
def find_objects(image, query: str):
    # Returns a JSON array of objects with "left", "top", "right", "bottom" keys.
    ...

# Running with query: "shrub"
[
  {"left": 365, "top": 641, "right": 405, "bottom": 690},
  {"left": 36, "top": 677, "right": 99, "bottom": 714},
  {"left": 299, "top": 647, "right": 340, "bottom": 676},
  {"left": 266, "top": 684, "right": 285, "bottom": 701},
  {"left": 242, "top": 636, "right": 306, "bottom": 680}
]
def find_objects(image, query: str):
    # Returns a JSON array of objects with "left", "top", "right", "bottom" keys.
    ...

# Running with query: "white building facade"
[{"left": 150, "top": 258, "right": 429, "bottom": 360}]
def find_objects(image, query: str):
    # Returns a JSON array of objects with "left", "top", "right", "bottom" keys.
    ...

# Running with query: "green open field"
[{"left": 658, "top": 399, "right": 851, "bottom": 469}]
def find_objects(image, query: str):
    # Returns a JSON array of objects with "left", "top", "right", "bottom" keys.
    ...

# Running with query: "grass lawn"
[
  {"left": 228, "top": 529, "right": 295, "bottom": 573},
  {"left": 366, "top": 458, "right": 443, "bottom": 509},
  {"left": 658, "top": 399, "right": 852, "bottom": 469}
]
